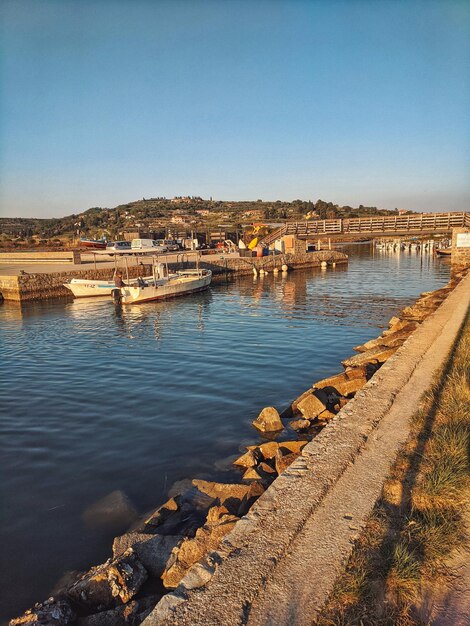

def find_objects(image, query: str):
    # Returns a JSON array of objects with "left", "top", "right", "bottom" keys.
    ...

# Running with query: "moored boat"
[
  {"left": 116, "top": 267, "right": 212, "bottom": 304},
  {"left": 435, "top": 248, "right": 451, "bottom": 256},
  {"left": 79, "top": 237, "right": 107, "bottom": 249}
]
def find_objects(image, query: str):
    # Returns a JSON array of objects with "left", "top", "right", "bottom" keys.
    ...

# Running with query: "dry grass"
[
  {"left": 385, "top": 541, "right": 421, "bottom": 606},
  {"left": 316, "top": 313, "right": 470, "bottom": 626}
]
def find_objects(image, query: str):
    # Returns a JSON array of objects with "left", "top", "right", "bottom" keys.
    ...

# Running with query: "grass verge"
[{"left": 316, "top": 312, "right": 470, "bottom": 626}]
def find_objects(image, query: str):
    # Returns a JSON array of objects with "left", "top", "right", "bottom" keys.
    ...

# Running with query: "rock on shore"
[
  {"left": 161, "top": 505, "right": 239, "bottom": 589},
  {"left": 252, "top": 406, "right": 283, "bottom": 432}
]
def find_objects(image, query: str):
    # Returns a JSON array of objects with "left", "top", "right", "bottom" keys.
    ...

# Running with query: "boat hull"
[
  {"left": 80, "top": 239, "right": 107, "bottom": 249},
  {"left": 65, "top": 280, "right": 115, "bottom": 297},
  {"left": 64, "top": 276, "right": 154, "bottom": 298}
]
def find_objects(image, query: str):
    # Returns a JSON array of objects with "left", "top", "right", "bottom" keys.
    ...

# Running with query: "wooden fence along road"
[{"left": 263, "top": 212, "right": 470, "bottom": 245}]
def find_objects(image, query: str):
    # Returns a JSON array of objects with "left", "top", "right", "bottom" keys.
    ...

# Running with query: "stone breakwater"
[
  {"left": 0, "top": 250, "right": 347, "bottom": 301},
  {"left": 10, "top": 268, "right": 466, "bottom": 626}
]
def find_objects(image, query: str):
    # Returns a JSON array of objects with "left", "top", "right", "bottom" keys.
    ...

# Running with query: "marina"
[{"left": 0, "top": 244, "right": 451, "bottom": 622}]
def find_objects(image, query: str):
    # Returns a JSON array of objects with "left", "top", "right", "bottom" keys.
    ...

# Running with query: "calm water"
[{"left": 0, "top": 246, "right": 450, "bottom": 620}]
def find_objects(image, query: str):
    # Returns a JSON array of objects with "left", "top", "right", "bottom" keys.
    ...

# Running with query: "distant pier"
[{"left": 0, "top": 250, "right": 348, "bottom": 302}]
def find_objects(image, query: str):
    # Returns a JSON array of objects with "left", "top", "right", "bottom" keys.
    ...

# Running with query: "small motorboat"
[
  {"left": 80, "top": 238, "right": 107, "bottom": 249},
  {"left": 115, "top": 264, "right": 212, "bottom": 305},
  {"left": 435, "top": 248, "right": 451, "bottom": 256}
]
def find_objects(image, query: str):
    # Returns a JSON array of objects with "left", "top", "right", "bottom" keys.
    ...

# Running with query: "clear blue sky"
[{"left": 1, "top": 0, "right": 469, "bottom": 218}]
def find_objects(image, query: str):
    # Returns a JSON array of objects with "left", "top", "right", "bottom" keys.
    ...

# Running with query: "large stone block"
[
  {"left": 246, "top": 441, "right": 279, "bottom": 460},
  {"left": 289, "top": 418, "right": 311, "bottom": 432},
  {"left": 76, "top": 596, "right": 159, "bottom": 626},
  {"left": 161, "top": 506, "right": 238, "bottom": 589},
  {"left": 341, "top": 346, "right": 398, "bottom": 368},
  {"left": 82, "top": 490, "right": 138, "bottom": 533},
  {"left": 353, "top": 327, "right": 412, "bottom": 353},
  {"left": 191, "top": 480, "right": 253, "bottom": 515},
  {"left": 296, "top": 393, "right": 326, "bottom": 419},
  {"left": 67, "top": 550, "right": 147, "bottom": 611},
  {"left": 144, "top": 497, "right": 179, "bottom": 528},
  {"left": 145, "top": 496, "right": 200, "bottom": 536},
  {"left": 274, "top": 450, "right": 299, "bottom": 476},
  {"left": 113, "top": 533, "right": 183, "bottom": 578},
  {"left": 252, "top": 406, "right": 283, "bottom": 432},
  {"left": 233, "top": 449, "right": 258, "bottom": 468},
  {"left": 10, "top": 599, "right": 75, "bottom": 625},
  {"left": 382, "top": 319, "right": 418, "bottom": 336},
  {"left": 313, "top": 372, "right": 367, "bottom": 396},
  {"left": 278, "top": 441, "right": 308, "bottom": 455}
]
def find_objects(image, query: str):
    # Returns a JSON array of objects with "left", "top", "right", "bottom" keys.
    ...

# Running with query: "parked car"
[
  {"left": 106, "top": 241, "right": 131, "bottom": 252},
  {"left": 163, "top": 239, "right": 180, "bottom": 252},
  {"left": 131, "top": 239, "right": 168, "bottom": 252},
  {"left": 154, "top": 239, "right": 179, "bottom": 252}
]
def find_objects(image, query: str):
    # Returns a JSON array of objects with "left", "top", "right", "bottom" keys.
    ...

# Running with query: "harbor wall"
[
  {"left": 0, "top": 250, "right": 347, "bottom": 301},
  {"left": 0, "top": 250, "right": 81, "bottom": 264},
  {"left": 451, "top": 227, "right": 470, "bottom": 269}
]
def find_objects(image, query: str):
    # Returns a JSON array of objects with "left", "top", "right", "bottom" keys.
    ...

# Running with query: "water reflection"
[
  {"left": 56, "top": 290, "right": 215, "bottom": 342},
  {"left": 0, "top": 299, "right": 70, "bottom": 324}
]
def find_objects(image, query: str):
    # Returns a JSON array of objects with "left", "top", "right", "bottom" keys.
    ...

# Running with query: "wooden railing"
[
  {"left": 263, "top": 224, "right": 288, "bottom": 245},
  {"left": 262, "top": 212, "right": 469, "bottom": 243}
]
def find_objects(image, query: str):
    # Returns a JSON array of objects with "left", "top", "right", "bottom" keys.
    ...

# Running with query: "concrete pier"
[{"left": 0, "top": 250, "right": 347, "bottom": 301}]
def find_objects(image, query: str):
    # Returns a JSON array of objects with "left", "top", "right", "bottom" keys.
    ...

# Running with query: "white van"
[{"left": 131, "top": 239, "right": 168, "bottom": 252}]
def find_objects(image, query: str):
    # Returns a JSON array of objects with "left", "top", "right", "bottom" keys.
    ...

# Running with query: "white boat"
[
  {"left": 117, "top": 267, "right": 212, "bottom": 305},
  {"left": 64, "top": 275, "right": 154, "bottom": 298}
]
